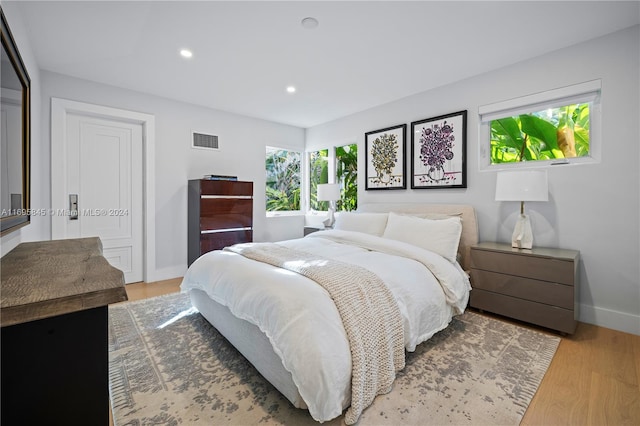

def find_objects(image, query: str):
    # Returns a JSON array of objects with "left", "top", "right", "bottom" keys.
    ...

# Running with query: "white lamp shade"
[
  {"left": 317, "top": 183, "right": 341, "bottom": 201},
  {"left": 495, "top": 170, "right": 548, "bottom": 202}
]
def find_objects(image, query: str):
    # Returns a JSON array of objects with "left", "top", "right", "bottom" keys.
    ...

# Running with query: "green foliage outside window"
[
  {"left": 336, "top": 144, "right": 357, "bottom": 211},
  {"left": 491, "top": 103, "right": 590, "bottom": 164},
  {"left": 308, "top": 144, "right": 358, "bottom": 212},
  {"left": 309, "top": 149, "right": 329, "bottom": 211},
  {"left": 266, "top": 148, "right": 301, "bottom": 211}
]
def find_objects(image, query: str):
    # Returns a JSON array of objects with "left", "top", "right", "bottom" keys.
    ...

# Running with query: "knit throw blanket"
[{"left": 226, "top": 243, "right": 405, "bottom": 424}]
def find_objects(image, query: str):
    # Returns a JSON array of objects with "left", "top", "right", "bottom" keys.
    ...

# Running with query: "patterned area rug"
[{"left": 108, "top": 293, "right": 560, "bottom": 425}]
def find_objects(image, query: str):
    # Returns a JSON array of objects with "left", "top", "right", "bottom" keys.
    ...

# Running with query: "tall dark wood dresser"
[{"left": 188, "top": 179, "right": 253, "bottom": 265}]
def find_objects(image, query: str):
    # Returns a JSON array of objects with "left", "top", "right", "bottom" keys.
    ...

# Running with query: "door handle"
[{"left": 69, "top": 194, "right": 78, "bottom": 220}]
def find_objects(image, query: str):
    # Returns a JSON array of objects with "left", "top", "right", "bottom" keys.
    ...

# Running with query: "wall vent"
[{"left": 192, "top": 131, "right": 219, "bottom": 150}]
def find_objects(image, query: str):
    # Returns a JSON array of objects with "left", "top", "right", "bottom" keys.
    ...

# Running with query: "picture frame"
[
  {"left": 365, "top": 124, "right": 406, "bottom": 190},
  {"left": 411, "top": 110, "right": 467, "bottom": 189}
]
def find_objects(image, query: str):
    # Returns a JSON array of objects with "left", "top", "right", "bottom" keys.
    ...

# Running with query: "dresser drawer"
[
  {"left": 470, "top": 269, "right": 574, "bottom": 309},
  {"left": 470, "top": 249, "right": 575, "bottom": 285},
  {"left": 199, "top": 180, "right": 253, "bottom": 196},
  {"left": 200, "top": 198, "right": 252, "bottom": 217},
  {"left": 470, "top": 289, "right": 577, "bottom": 334},
  {"left": 201, "top": 214, "right": 252, "bottom": 231},
  {"left": 200, "top": 229, "right": 253, "bottom": 253}
]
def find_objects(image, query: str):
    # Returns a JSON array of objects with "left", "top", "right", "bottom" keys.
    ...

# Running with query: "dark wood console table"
[{"left": 1, "top": 237, "right": 127, "bottom": 425}]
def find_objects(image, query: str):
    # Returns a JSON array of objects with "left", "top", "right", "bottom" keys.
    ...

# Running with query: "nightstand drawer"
[
  {"left": 470, "top": 289, "right": 577, "bottom": 334},
  {"left": 470, "top": 269, "right": 573, "bottom": 309},
  {"left": 471, "top": 249, "right": 575, "bottom": 285}
]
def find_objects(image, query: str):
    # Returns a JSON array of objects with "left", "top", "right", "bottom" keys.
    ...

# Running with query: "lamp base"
[
  {"left": 512, "top": 213, "right": 533, "bottom": 249},
  {"left": 322, "top": 206, "right": 336, "bottom": 228}
]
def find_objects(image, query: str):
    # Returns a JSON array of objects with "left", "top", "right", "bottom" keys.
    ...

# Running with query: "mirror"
[{"left": 1, "top": 8, "right": 30, "bottom": 235}]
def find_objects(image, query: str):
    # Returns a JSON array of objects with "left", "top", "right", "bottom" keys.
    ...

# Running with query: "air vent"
[{"left": 192, "top": 131, "right": 219, "bottom": 150}]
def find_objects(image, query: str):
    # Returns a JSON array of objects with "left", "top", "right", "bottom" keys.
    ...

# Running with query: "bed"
[{"left": 180, "top": 203, "right": 478, "bottom": 424}]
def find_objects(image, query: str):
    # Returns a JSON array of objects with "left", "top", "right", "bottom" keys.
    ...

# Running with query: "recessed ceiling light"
[
  {"left": 180, "top": 49, "right": 193, "bottom": 58},
  {"left": 301, "top": 17, "right": 319, "bottom": 29},
  {"left": 286, "top": 86, "right": 296, "bottom": 93}
]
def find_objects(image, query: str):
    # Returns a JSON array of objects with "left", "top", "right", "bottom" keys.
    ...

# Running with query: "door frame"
[{"left": 51, "top": 97, "right": 156, "bottom": 283}]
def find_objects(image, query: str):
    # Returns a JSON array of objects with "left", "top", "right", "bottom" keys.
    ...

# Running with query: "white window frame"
[
  {"left": 478, "top": 79, "right": 602, "bottom": 171},
  {"left": 265, "top": 146, "right": 303, "bottom": 217}
]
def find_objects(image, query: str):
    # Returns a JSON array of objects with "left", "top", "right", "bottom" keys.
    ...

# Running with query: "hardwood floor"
[
  {"left": 522, "top": 321, "right": 640, "bottom": 425},
  {"left": 118, "top": 279, "right": 640, "bottom": 425},
  {"left": 125, "top": 277, "right": 183, "bottom": 301}
]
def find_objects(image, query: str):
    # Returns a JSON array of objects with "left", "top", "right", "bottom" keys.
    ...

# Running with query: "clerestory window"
[{"left": 479, "top": 79, "right": 601, "bottom": 171}]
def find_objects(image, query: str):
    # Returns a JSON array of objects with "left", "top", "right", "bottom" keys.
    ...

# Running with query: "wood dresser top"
[
  {"left": 472, "top": 242, "right": 580, "bottom": 261},
  {"left": 1, "top": 237, "right": 128, "bottom": 327}
]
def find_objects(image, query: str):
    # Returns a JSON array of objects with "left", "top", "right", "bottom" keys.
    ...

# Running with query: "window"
[
  {"left": 265, "top": 147, "right": 301, "bottom": 212},
  {"left": 309, "top": 149, "right": 329, "bottom": 211},
  {"left": 335, "top": 144, "right": 357, "bottom": 211},
  {"left": 490, "top": 103, "right": 591, "bottom": 163},
  {"left": 479, "top": 80, "right": 601, "bottom": 170},
  {"left": 307, "top": 143, "right": 358, "bottom": 212}
]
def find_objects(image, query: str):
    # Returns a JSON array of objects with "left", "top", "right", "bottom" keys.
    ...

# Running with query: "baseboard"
[
  {"left": 149, "top": 265, "right": 187, "bottom": 283},
  {"left": 579, "top": 303, "right": 640, "bottom": 336}
]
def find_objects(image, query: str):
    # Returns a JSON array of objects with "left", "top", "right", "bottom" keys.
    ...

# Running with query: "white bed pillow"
[
  {"left": 395, "top": 212, "right": 462, "bottom": 220},
  {"left": 382, "top": 212, "right": 462, "bottom": 263},
  {"left": 333, "top": 212, "right": 388, "bottom": 236}
]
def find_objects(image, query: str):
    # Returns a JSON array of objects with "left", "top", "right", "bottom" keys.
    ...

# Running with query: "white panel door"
[{"left": 59, "top": 113, "right": 143, "bottom": 283}]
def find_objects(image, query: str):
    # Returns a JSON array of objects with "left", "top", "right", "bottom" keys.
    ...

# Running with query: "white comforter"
[{"left": 180, "top": 230, "right": 471, "bottom": 422}]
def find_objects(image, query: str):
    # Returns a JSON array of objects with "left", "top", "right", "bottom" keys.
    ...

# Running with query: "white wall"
[
  {"left": 0, "top": 3, "right": 45, "bottom": 255},
  {"left": 307, "top": 26, "right": 640, "bottom": 335},
  {"left": 36, "top": 72, "right": 305, "bottom": 281}
]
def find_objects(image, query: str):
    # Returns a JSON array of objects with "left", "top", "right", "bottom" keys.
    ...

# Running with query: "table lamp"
[
  {"left": 317, "top": 183, "right": 341, "bottom": 228},
  {"left": 495, "top": 170, "right": 548, "bottom": 249}
]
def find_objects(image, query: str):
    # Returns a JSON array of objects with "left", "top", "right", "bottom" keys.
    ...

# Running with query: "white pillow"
[
  {"left": 382, "top": 212, "right": 462, "bottom": 262},
  {"left": 333, "top": 212, "right": 388, "bottom": 236},
  {"left": 394, "top": 212, "right": 463, "bottom": 220}
]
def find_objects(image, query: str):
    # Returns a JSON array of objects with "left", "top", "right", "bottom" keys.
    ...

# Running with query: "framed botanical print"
[
  {"left": 365, "top": 124, "right": 406, "bottom": 190},
  {"left": 411, "top": 110, "right": 467, "bottom": 189}
]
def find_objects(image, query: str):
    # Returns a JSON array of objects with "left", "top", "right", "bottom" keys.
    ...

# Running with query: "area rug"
[{"left": 108, "top": 293, "right": 560, "bottom": 425}]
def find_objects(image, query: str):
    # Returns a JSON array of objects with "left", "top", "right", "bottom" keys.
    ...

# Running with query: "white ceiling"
[{"left": 13, "top": 1, "right": 640, "bottom": 128}]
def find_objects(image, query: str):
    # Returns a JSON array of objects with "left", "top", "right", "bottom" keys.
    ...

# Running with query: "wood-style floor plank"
[
  {"left": 117, "top": 279, "right": 640, "bottom": 426},
  {"left": 588, "top": 371, "right": 640, "bottom": 425},
  {"left": 635, "top": 333, "right": 640, "bottom": 394},
  {"left": 522, "top": 322, "right": 640, "bottom": 426},
  {"left": 124, "top": 277, "right": 182, "bottom": 301}
]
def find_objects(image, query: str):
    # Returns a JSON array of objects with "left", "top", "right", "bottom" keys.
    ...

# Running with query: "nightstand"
[
  {"left": 304, "top": 226, "right": 324, "bottom": 236},
  {"left": 469, "top": 242, "right": 580, "bottom": 334}
]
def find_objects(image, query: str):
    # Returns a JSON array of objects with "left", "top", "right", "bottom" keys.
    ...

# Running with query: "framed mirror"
[{"left": 1, "top": 8, "right": 30, "bottom": 235}]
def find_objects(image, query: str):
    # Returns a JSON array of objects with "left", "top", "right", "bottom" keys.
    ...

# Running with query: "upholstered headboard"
[{"left": 357, "top": 203, "right": 479, "bottom": 271}]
